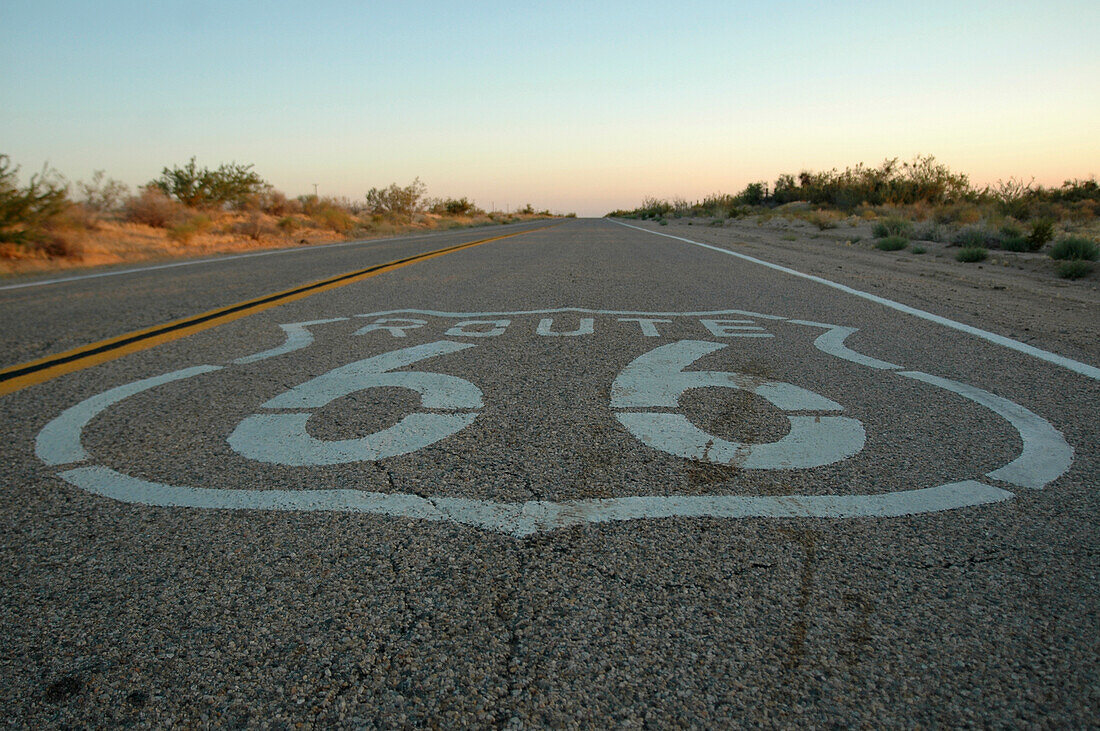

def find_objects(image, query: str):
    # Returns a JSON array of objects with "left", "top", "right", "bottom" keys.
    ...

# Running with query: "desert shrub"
[
  {"left": 708, "top": 219, "right": 724, "bottom": 227},
  {"left": 658, "top": 218, "right": 668, "bottom": 226},
  {"left": 365, "top": 178, "right": 426, "bottom": 218},
  {"left": 1001, "top": 235, "right": 1031, "bottom": 252},
  {"left": 77, "top": 170, "right": 129, "bottom": 214},
  {"left": 311, "top": 200, "right": 355, "bottom": 233},
  {"left": 125, "top": 187, "right": 184, "bottom": 227},
  {"left": 233, "top": 211, "right": 279, "bottom": 241},
  {"left": 952, "top": 225, "right": 1001, "bottom": 249},
  {"left": 913, "top": 221, "right": 944, "bottom": 241},
  {"left": 805, "top": 209, "right": 841, "bottom": 229},
  {"left": 0, "top": 154, "right": 70, "bottom": 245},
  {"left": 1057, "top": 260, "right": 1093, "bottom": 278},
  {"left": 277, "top": 216, "right": 299, "bottom": 233},
  {"left": 167, "top": 214, "right": 212, "bottom": 244},
  {"left": 1049, "top": 236, "right": 1099, "bottom": 261},
  {"left": 261, "top": 190, "right": 301, "bottom": 217},
  {"left": 441, "top": 197, "right": 475, "bottom": 215},
  {"left": 989, "top": 177, "right": 1034, "bottom": 218},
  {"left": 911, "top": 245, "right": 927, "bottom": 254},
  {"left": 872, "top": 217, "right": 912, "bottom": 238},
  {"left": 875, "top": 235, "right": 908, "bottom": 251},
  {"left": 956, "top": 247, "right": 988, "bottom": 262},
  {"left": 738, "top": 182, "right": 769, "bottom": 206},
  {"left": 150, "top": 157, "right": 270, "bottom": 209},
  {"left": 1028, "top": 218, "right": 1054, "bottom": 249}
]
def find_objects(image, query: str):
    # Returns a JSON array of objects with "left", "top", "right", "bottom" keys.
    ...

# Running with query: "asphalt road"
[{"left": 1, "top": 218, "right": 1097, "bottom": 726}]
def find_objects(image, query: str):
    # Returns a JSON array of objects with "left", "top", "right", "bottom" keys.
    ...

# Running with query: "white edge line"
[
  {"left": 0, "top": 222, "right": 542, "bottom": 292},
  {"left": 613, "top": 220, "right": 1100, "bottom": 381}
]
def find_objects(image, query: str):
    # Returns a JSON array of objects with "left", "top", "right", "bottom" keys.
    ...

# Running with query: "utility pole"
[{"left": 313, "top": 183, "right": 318, "bottom": 197}]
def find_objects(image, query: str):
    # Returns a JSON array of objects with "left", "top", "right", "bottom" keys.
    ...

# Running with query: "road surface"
[{"left": 1, "top": 218, "right": 1096, "bottom": 726}]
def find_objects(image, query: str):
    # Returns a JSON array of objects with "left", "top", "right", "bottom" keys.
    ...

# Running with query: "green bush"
[
  {"left": 150, "top": 157, "right": 269, "bottom": 209},
  {"left": 1057, "top": 260, "right": 1093, "bottom": 278},
  {"left": 872, "top": 217, "right": 913, "bottom": 238},
  {"left": 1056, "top": 259, "right": 1093, "bottom": 278},
  {"left": 914, "top": 222, "right": 944, "bottom": 241},
  {"left": 1001, "top": 235, "right": 1031, "bottom": 252},
  {"left": 1028, "top": 218, "right": 1055, "bottom": 249},
  {"left": 875, "top": 235, "right": 908, "bottom": 251},
  {"left": 365, "top": 178, "right": 426, "bottom": 219},
  {"left": 1048, "top": 236, "right": 1098, "bottom": 261},
  {"left": 952, "top": 225, "right": 1000, "bottom": 249},
  {"left": 956, "top": 246, "right": 988, "bottom": 262},
  {"left": 911, "top": 245, "right": 927, "bottom": 254},
  {"left": 0, "top": 154, "right": 70, "bottom": 244}
]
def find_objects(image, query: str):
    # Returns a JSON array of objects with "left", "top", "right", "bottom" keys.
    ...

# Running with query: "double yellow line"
[{"left": 0, "top": 226, "right": 548, "bottom": 396}]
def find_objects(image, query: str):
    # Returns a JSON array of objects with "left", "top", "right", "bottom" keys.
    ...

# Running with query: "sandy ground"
[{"left": 634, "top": 216, "right": 1099, "bottom": 365}]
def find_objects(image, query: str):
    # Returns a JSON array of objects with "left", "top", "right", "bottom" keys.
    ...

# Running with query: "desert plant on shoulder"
[
  {"left": 1049, "top": 235, "right": 1099, "bottom": 261},
  {"left": 151, "top": 157, "right": 270, "bottom": 209},
  {"left": 1057, "top": 260, "right": 1093, "bottom": 279},
  {"left": 956, "top": 247, "right": 988, "bottom": 262},
  {"left": 911, "top": 245, "right": 927, "bottom": 254},
  {"left": 365, "top": 178, "right": 426, "bottom": 219},
  {"left": 77, "top": 170, "right": 129, "bottom": 214},
  {"left": 875, "top": 235, "right": 908, "bottom": 251},
  {"left": 871, "top": 216, "right": 912, "bottom": 238},
  {"left": 0, "top": 154, "right": 70, "bottom": 246},
  {"left": 1027, "top": 218, "right": 1054, "bottom": 250},
  {"left": 125, "top": 186, "right": 185, "bottom": 227},
  {"left": 999, "top": 224, "right": 1029, "bottom": 252},
  {"left": 913, "top": 221, "right": 944, "bottom": 241},
  {"left": 952, "top": 225, "right": 1001, "bottom": 249},
  {"left": 805, "top": 209, "right": 842, "bottom": 229}
]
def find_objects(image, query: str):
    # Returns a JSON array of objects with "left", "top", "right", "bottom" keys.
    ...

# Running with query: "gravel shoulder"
[{"left": 622, "top": 216, "right": 1099, "bottom": 365}]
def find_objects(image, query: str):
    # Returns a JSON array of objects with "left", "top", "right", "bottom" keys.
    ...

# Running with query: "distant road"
[{"left": 2, "top": 218, "right": 1096, "bottom": 726}]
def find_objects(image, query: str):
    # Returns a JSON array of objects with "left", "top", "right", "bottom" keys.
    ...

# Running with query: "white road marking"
[
  {"left": 789, "top": 321, "right": 901, "bottom": 370},
  {"left": 615, "top": 412, "right": 866, "bottom": 469},
  {"left": 37, "top": 309, "right": 1073, "bottom": 535},
  {"left": 56, "top": 465, "right": 1014, "bottom": 537},
  {"left": 35, "top": 365, "right": 222, "bottom": 466},
  {"left": 233, "top": 318, "right": 347, "bottom": 364},
  {"left": 444, "top": 320, "right": 511, "bottom": 337},
  {"left": 229, "top": 341, "right": 481, "bottom": 466},
  {"left": 613, "top": 220, "right": 1100, "bottom": 381},
  {"left": 536, "top": 317, "right": 595, "bottom": 336},
  {"left": 900, "top": 371, "right": 1073, "bottom": 489},
  {"left": 611, "top": 340, "right": 864, "bottom": 469}
]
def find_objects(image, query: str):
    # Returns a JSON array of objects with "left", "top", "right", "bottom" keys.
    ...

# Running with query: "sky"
[{"left": 2, "top": 1, "right": 1098, "bottom": 217}]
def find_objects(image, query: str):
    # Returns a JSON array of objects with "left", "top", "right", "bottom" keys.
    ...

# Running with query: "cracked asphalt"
[{"left": 1, "top": 218, "right": 1097, "bottom": 726}]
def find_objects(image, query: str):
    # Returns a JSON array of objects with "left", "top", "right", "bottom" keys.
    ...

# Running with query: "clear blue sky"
[{"left": 2, "top": 0, "right": 1098, "bottom": 215}]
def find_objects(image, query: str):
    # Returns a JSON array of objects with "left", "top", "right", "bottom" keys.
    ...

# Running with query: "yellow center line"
[{"left": 0, "top": 224, "right": 554, "bottom": 396}]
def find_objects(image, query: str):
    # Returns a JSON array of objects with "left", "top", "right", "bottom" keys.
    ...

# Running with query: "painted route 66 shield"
[{"left": 36, "top": 308, "right": 1072, "bottom": 537}]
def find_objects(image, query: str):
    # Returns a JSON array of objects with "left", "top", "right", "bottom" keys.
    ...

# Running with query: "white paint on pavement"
[
  {"left": 35, "top": 365, "right": 222, "bottom": 466},
  {"left": 36, "top": 309, "right": 1075, "bottom": 536},
  {"left": 536, "top": 317, "right": 595, "bottom": 336},
  {"left": 56, "top": 465, "right": 1014, "bottom": 538},
  {"left": 789, "top": 321, "right": 901, "bottom": 370},
  {"left": 900, "top": 370, "right": 1073, "bottom": 489},
  {"left": 233, "top": 318, "right": 347, "bottom": 364},
  {"left": 229, "top": 340, "right": 481, "bottom": 465},
  {"left": 613, "top": 220, "right": 1100, "bottom": 381},
  {"left": 611, "top": 340, "right": 864, "bottom": 469}
]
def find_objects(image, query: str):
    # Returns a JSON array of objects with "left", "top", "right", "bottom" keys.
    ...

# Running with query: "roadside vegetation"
[
  {"left": 1, "top": 154, "right": 568, "bottom": 273},
  {"left": 608, "top": 156, "right": 1099, "bottom": 280}
]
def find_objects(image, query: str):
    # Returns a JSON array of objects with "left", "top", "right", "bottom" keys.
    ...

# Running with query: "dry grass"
[{"left": 0, "top": 208, "right": 555, "bottom": 276}]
